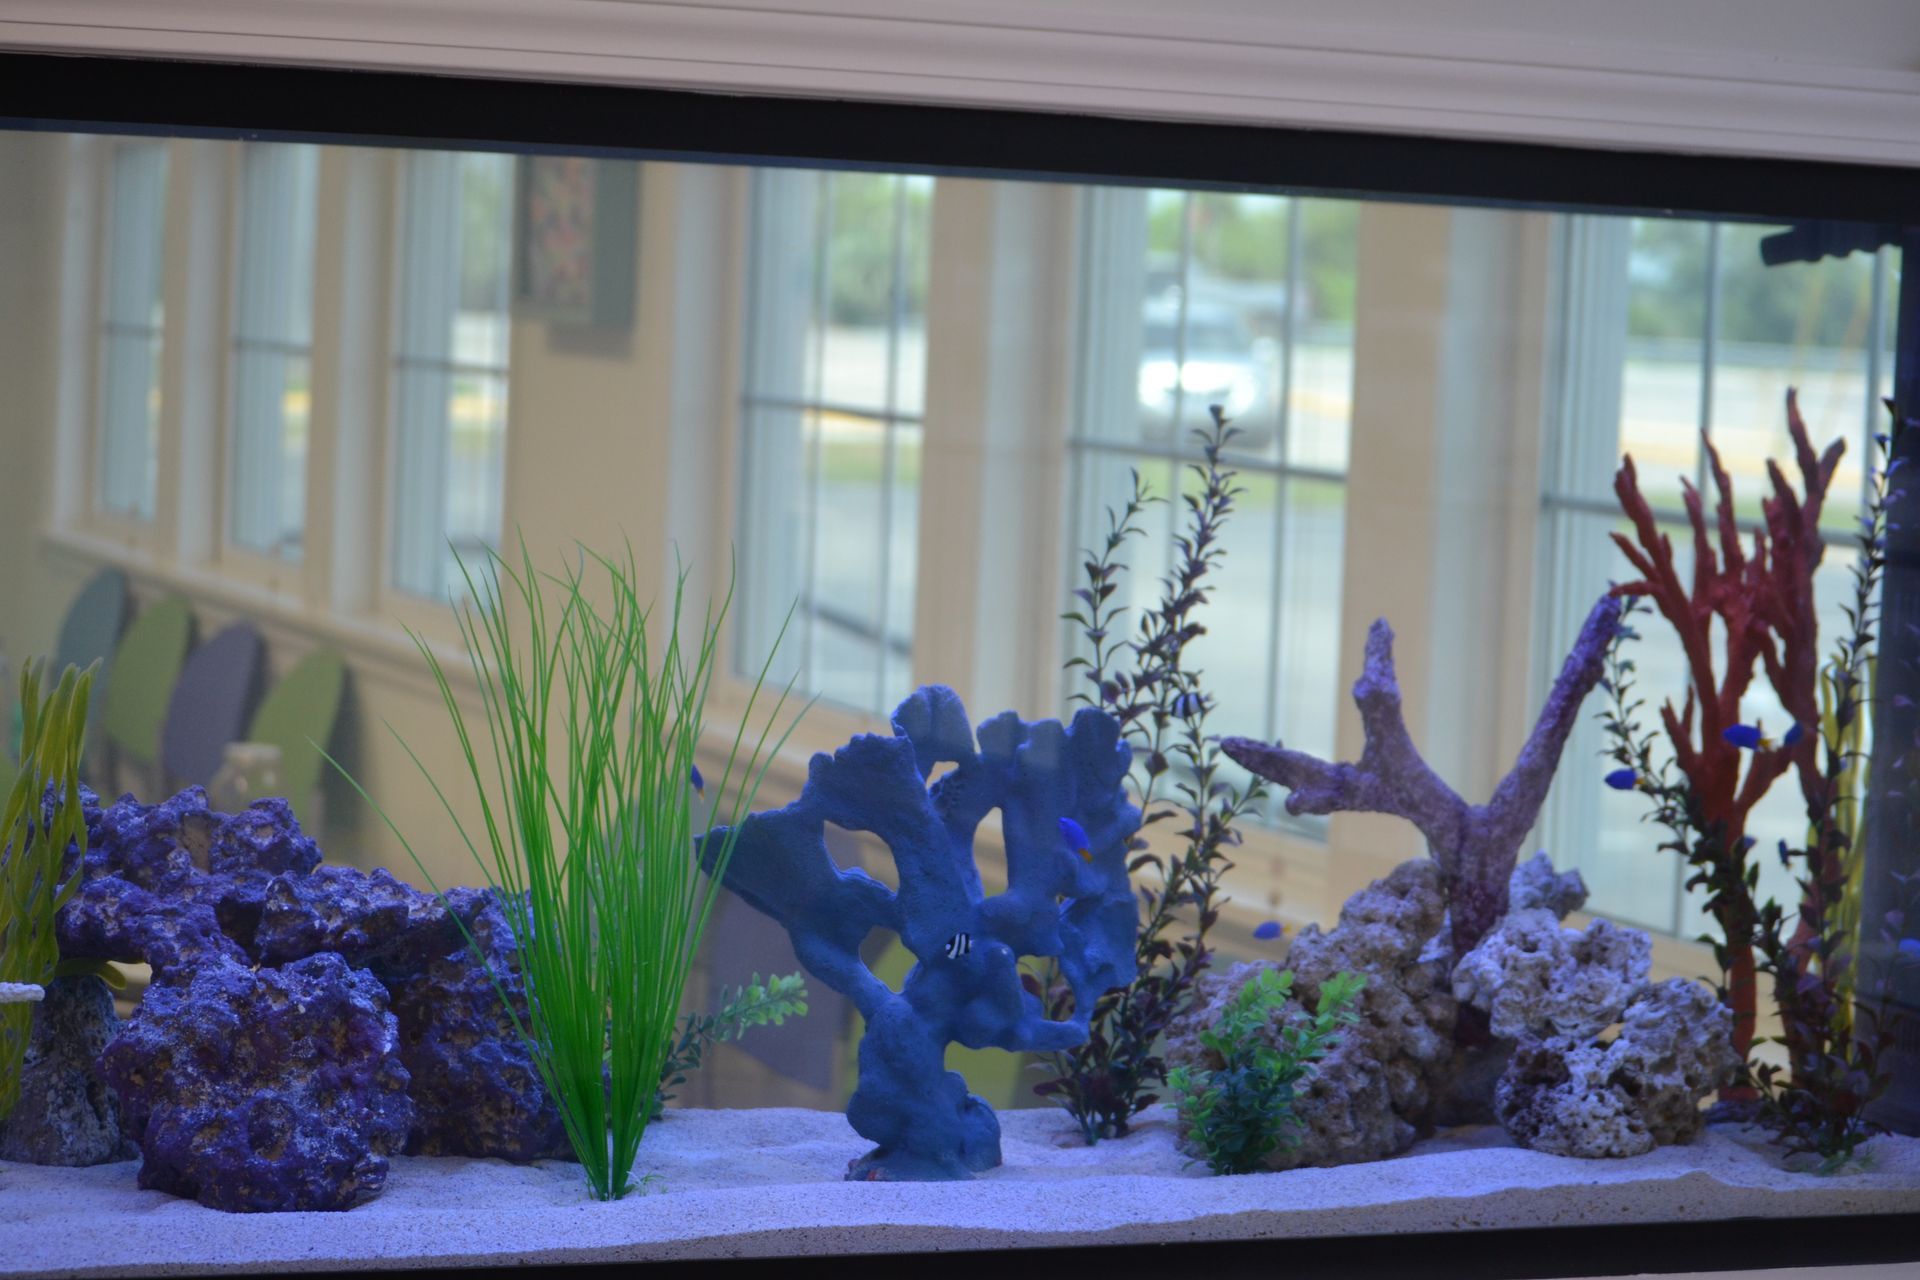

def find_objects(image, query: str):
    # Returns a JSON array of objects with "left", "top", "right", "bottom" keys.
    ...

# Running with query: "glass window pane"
[
  {"left": 739, "top": 169, "right": 927, "bottom": 718},
  {"left": 819, "top": 174, "right": 907, "bottom": 414},
  {"left": 96, "top": 141, "right": 168, "bottom": 522},
  {"left": 1620, "top": 217, "right": 1707, "bottom": 499},
  {"left": 1069, "top": 185, "right": 1356, "bottom": 837},
  {"left": 1710, "top": 223, "right": 1874, "bottom": 532},
  {"left": 391, "top": 150, "right": 514, "bottom": 598},
  {"left": 228, "top": 142, "right": 319, "bottom": 560}
]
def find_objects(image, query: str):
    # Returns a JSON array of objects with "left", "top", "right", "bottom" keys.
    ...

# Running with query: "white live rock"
[{"left": 0, "top": 982, "right": 46, "bottom": 1004}]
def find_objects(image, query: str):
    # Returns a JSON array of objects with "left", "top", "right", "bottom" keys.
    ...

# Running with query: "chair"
[
  {"left": 160, "top": 622, "right": 266, "bottom": 788},
  {"left": 246, "top": 648, "right": 346, "bottom": 817},
  {"left": 51, "top": 569, "right": 129, "bottom": 758},
  {"left": 101, "top": 596, "right": 194, "bottom": 784}
]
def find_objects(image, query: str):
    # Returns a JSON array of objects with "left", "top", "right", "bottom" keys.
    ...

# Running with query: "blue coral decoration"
[{"left": 702, "top": 685, "right": 1140, "bottom": 1181}]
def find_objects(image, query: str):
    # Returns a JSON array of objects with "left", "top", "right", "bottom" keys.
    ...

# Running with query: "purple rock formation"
[
  {"left": 54, "top": 795, "right": 314, "bottom": 979},
  {"left": 57, "top": 876, "right": 251, "bottom": 977},
  {"left": 254, "top": 865, "right": 448, "bottom": 968},
  {"left": 387, "top": 890, "right": 570, "bottom": 1160},
  {"left": 209, "top": 797, "right": 322, "bottom": 878},
  {"left": 98, "top": 952, "right": 412, "bottom": 1212},
  {"left": 62, "top": 787, "right": 570, "bottom": 1186},
  {"left": 0, "top": 975, "right": 137, "bottom": 1166},
  {"left": 1222, "top": 595, "right": 1622, "bottom": 962}
]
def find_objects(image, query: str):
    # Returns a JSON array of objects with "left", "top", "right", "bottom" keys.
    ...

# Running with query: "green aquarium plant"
[
  {"left": 1166, "top": 968, "right": 1364, "bottom": 1176},
  {"left": 0, "top": 660, "right": 98, "bottom": 1127},
  {"left": 336, "top": 538, "right": 804, "bottom": 1201},
  {"left": 1034, "top": 406, "right": 1269, "bottom": 1143},
  {"left": 648, "top": 971, "right": 808, "bottom": 1116}
]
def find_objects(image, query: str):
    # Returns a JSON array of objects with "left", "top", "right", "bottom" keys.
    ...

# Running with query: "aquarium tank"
[{"left": 0, "top": 39, "right": 1915, "bottom": 1280}]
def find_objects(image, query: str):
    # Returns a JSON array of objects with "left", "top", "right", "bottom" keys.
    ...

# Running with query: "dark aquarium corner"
[{"left": 1, "top": 8, "right": 1920, "bottom": 1277}]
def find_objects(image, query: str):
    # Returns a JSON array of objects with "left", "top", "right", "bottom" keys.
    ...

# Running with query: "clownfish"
[
  {"left": 1059, "top": 816, "right": 1094, "bottom": 864},
  {"left": 1170, "top": 691, "right": 1208, "bottom": 719},
  {"left": 1722, "top": 723, "right": 1805, "bottom": 752},
  {"left": 944, "top": 933, "right": 972, "bottom": 960}
]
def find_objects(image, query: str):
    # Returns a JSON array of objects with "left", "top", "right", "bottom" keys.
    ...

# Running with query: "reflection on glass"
[
  {"left": 228, "top": 141, "right": 319, "bottom": 561},
  {"left": 739, "top": 169, "right": 926, "bottom": 718},
  {"left": 390, "top": 150, "right": 514, "bottom": 599},
  {"left": 1071, "top": 185, "right": 1356, "bottom": 834},
  {"left": 97, "top": 140, "right": 168, "bottom": 522}
]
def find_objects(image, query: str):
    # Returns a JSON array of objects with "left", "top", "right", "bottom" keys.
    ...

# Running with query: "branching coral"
[
  {"left": 702, "top": 685, "right": 1139, "bottom": 1180},
  {"left": 1609, "top": 389, "right": 1843, "bottom": 1078},
  {"left": 1221, "top": 595, "right": 1622, "bottom": 967}
]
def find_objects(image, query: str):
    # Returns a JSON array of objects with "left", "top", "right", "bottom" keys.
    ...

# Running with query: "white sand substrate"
[{"left": 3, "top": 1106, "right": 1919, "bottom": 1276}]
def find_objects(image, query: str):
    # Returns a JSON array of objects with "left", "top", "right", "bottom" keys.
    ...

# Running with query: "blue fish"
[
  {"left": 1604, "top": 767, "right": 1656, "bottom": 793},
  {"left": 1897, "top": 937, "right": 1920, "bottom": 961},
  {"left": 1253, "top": 920, "right": 1282, "bottom": 941},
  {"left": 1723, "top": 723, "right": 1803, "bottom": 752},
  {"left": 690, "top": 764, "right": 706, "bottom": 797},
  {"left": 1059, "top": 816, "right": 1093, "bottom": 864}
]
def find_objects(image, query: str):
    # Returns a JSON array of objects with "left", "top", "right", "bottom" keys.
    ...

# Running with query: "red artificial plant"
[{"left": 1610, "top": 389, "right": 1843, "bottom": 1086}]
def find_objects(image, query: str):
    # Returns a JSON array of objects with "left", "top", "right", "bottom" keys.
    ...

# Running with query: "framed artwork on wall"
[{"left": 514, "top": 155, "right": 638, "bottom": 329}]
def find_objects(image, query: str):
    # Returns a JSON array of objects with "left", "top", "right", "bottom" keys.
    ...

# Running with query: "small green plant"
[
  {"left": 0, "top": 660, "right": 97, "bottom": 1126},
  {"left": 333, "top": 537, "right": 805, "bottom": 1201},
  {"left": 648, "top": 971, "right": 809, "bottom": 1116},
  {"left": 1166, "top": 968, "right": 1364, "bottom": 1175}
]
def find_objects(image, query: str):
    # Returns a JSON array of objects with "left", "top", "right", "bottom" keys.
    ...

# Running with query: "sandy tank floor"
[{"left": 3, "top": 1106, "right": 1919, "bottom": 1275}]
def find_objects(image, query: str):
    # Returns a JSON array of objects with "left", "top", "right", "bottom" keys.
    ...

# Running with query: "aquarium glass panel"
[
  {"left": 95, "top": 139, "right": 167, "bottom": 523},
  {"left": 390, "top": 150, "right": 514, "bottom": 599},
  {"left": 3, "top": 78, "right": 1917, "bottom": 1269},
  {"left": 227, "top": 141, "right": 319, "bottom": 562}
]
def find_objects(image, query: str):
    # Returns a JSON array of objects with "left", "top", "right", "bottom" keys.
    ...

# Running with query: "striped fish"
[{"left": 943, "top": 932, "right": 972, "bottom": 960}]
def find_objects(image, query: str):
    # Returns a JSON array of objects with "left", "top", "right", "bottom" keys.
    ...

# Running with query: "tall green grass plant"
[
  {"left": 336, "top": 538, "right": 803, "bottom": 1200},
  {"left": 0, "top": 661, "right": 97, "bottom": 1126}
]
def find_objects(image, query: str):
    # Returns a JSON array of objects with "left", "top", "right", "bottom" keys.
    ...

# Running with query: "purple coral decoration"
[
  {"left": 1222, "top": 594, "right": 1622, "bottom": 964},
  {"left": 703, "top": 685, "right": 1140, "bottom": 1180}
]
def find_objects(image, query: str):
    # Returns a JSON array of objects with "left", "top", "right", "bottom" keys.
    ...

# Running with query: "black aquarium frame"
[{"left": 2, "top": 48, "right": 1918, "bottom": 1279}]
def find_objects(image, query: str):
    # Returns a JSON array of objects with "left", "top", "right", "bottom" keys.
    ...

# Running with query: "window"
[
  {"left": 1538, "top": 215, "right": 1902, "bottom": 934},
  {"left": 95, "top": 140, "right": 168, "bottom": 522},
  {"left": 227, "top": 141, "right": 319, "bottom": 562},
  {"left": 1067, "top": 187, "right": 1359, "bottom": 832},
  {"left": 736, "top": 168, "right": 930, "bottom": 717},
  {"left": 389, "top": 150, "right": 514, "bottom": 598}
]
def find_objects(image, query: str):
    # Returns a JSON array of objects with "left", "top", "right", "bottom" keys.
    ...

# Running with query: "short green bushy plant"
[
  {"left": 334, "top": 538, "right": 805, "bottom": 1201},
  {"left": 649, "top": 971, "right": 808, "bottom": 1116},
  {"left": 0, "top": 661, "right": 96, "bottom": 1126},
  {"left": 1166, "top": 968, "right": 1364, "bottom": 1176}
]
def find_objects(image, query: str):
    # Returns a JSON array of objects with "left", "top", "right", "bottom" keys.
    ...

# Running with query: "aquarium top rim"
[{"left": 1, "top": 51, "right": 1918, "bottom": 230}]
